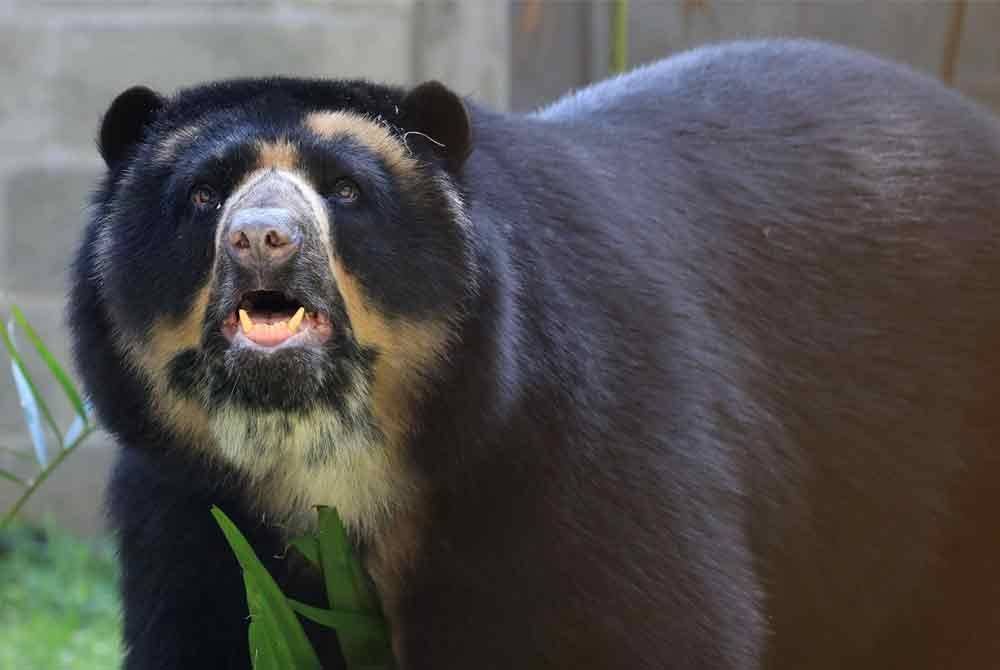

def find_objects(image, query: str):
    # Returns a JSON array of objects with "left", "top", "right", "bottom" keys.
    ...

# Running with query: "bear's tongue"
[{"left": 239, "top": 307, "right": 305, "bottom": 346}]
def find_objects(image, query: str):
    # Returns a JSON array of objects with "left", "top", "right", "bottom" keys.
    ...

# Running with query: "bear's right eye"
[{"left": 190, "top": 184, "right": 220, "bottom": 209}]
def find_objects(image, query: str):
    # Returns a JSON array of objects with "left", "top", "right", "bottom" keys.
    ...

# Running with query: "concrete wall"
[
  {"left": 512, "top": 1, "right": 1000, "bottom": 113},
  {"left": 0, "top": 0, "right": 509, "bottom": 535}
]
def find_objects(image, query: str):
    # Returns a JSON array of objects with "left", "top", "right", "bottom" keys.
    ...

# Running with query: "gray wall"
[
  {"left": 0, "top": 0, "right": 509, "bottom": 534},
  {"left": 512, "top": 1, "right": 1000, "bottom": 113}
]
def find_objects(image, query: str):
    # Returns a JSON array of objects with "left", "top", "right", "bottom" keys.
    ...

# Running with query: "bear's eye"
[
  {"left": 190, "top": 184, "right": 219, "bottom": 209},
  {"left": 332, "top": 178, "right": 360, "bottom": 204}
]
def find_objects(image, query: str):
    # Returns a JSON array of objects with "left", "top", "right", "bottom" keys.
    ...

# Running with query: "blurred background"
[{"left": 0, "top": 1, "right": 997, "bottom": 664}]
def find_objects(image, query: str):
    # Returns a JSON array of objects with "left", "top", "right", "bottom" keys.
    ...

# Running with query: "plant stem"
[
  {"left": 611, "top": 0, "right": 629, "bottom": 75},
  {"left": 1, "top": 424, "right": 96, "bottom": 529},
  {"left": 0, "top": 468, "right": 27, "bottom": 486}
]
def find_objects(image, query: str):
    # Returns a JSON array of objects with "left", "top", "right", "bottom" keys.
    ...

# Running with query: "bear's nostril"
[
  {"left": 226, "top": 207, "right": 302, "bottom": 271},
  {"left": 233, "top": 231, "right": 252, "bottom": 250},
  {"left": 265, "top": 230, "right": 289, "bottom": 248}
]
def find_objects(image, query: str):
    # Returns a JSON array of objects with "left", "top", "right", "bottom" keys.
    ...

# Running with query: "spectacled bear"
[{"left": 69, "top": 39, "right": 1000, "bottom": 669}]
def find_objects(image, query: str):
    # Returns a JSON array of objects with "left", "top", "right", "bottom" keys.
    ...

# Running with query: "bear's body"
[{"left": 71, "top": 40, "right": 1000, "bottom": 670}]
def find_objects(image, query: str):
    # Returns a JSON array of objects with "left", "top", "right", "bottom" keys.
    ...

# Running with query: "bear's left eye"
[
  {"left": 332, "top": 178, "right": 360, "bottom": 204},
  {"left": 190, "top": 184, "right": 220, "bottom": 209}
]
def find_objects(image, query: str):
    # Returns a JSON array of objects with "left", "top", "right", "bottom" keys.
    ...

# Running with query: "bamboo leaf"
[
  {"left": 3, "top": 320, "right": 59, "bottom": 464},
  {"left": 288, "top": 534, "right": 321, "bottom": 568},
  {"left": 287, "top": 599, "right": 395, "bottom": 669},
  {"left": 10, "top": 306, "right": 88, "bottom": 423},
  {"left": 314, "top": 506, "right": 394, "bottom": 668},
  {"left": 286, "top": 599, "right": 390, "bottom": 642},
  {"left": 10, "top": 355, "right": 48, "bottom": 466},
  {"left": 211, "top": 506, "right": 322, "bottom": 670},
  {"left": 316, "top": 506, "right": 361, "bottom": 611},
  {"left": 63, "top": 414, "right": 87, "bottom": 450},
  {"left": 316, "top": 505, "right": 372, "bottom": 613}
]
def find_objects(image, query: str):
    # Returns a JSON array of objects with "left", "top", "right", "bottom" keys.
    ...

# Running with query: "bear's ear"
[
  {"left": 98, "top": 86, "right": 164, "bottom": 167},
  {"left": 401, "top": 81, "right": 471, "bottom": 171}
]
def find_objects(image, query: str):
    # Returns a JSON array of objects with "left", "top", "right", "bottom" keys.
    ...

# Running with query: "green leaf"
[
  {"left": 288, "top": 599, "right": 395, "bottom": 669},
  {"left": 247, "top": 615, "right": 277, "bottom": 670},
  {"left": 287, "top": 598, "right": 390, "bottom": 642},
  {"left": 0, "top": 468, "right": 27, "bottom": 486},
  {"left": 0, "top": 322, "right": 61, "bottom": 446},
  {"left": 211, "top": 506, "right": 322, "bottom": 670},
  {"left": 10, "top": 306, "right": 88, "bottom": 423},
  {"left": 316, "top": 506, "right": 378, "bottom": 614},
  {"left": 288, "top": 534, "right": 321, "bottom": 568},
  {"left": 314, "top": 506, "right": 394, "bottom": 668}
]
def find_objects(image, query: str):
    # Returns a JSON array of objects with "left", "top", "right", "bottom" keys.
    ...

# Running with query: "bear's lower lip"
[{"left": 221, "top": 309, "right": 333, "bottom": 351}]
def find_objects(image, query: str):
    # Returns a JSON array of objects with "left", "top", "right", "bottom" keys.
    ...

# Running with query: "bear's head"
[{"left": 73, "top": 78, "right": 476, "bottom": 531}]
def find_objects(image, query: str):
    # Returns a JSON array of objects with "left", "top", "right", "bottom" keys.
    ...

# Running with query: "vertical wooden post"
[{"left": 940, "top": 0, "right": 967, "bottom": 86}]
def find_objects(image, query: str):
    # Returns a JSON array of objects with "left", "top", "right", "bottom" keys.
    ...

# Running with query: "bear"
[{"left": 69, "top": 39, "right": 1000, "bottom": 670}]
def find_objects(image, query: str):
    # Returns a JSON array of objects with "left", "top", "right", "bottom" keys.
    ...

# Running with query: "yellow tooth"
[
  {"left": 239, "top": 309, "right": 254, "bottom": 333},
  {"left": 288, "top": 307, "right": 305, "bottom": 333}
]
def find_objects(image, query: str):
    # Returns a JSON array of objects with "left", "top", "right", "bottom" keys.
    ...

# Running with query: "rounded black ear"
[
  {"left": 98, "top": 86, "right": 164, "bottom": 167},
  {"left": 401, "top": 81, "right": 471, "bottom": 171}
]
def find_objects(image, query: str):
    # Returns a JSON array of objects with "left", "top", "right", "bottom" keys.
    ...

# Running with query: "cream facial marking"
[
  {"left": 304, "top": 110, "right": 418, "bottom": 178},
  {"left": 114, "top": 284, "right": 215, "bottom": 447},
  {"left": 256, "top": 139, "right": 299, "bottom": 171}
]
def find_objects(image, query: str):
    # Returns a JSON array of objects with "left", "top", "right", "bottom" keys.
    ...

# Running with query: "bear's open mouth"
[{"left": 221, "top": 290, "right": 333, "bottom": 349}]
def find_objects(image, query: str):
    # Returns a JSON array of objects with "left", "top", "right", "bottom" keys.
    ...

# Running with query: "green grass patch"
[{"left": 0, "top": 523, "right": 122, "bottom": 669}]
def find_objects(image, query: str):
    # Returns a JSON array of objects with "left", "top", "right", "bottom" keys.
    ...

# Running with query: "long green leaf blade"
[
  {"left": 314, "top": 506, "right": 394, "bottom": 668},
  {"left": 316, "top": 505, "right": 372, "bottom": 612},
  {"left": 246, "top": 577, "right": 288, "bottom": 670},
  {"left": 288, "top": 599, "right": 395, "bottom": 669},
  {"left": 286, "top": 598, "right": 390, "bottom": 641},
  {"left": 11, "top": 306, "right": 88, "bottom": 423},
  {"left": 211, "top": 506, "right": 322, "bottom": 670},
  {"left": 2, "top": 321, "right": 61, "bottom": 452}
]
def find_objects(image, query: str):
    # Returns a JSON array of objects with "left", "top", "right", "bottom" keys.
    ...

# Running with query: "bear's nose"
[{"left": 226, "top": 208, "right": 302, "bottom": 271}]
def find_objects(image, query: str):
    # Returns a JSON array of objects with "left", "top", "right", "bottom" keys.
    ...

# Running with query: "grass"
[{"left": 0, "top": 523, "right": 123, "bottom": 669}]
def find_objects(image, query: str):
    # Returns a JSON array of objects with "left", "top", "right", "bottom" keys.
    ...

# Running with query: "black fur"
[
  {"left": 99, "top": 85, "right": 164, "bottom": 166},
  {"left": 70, "top": 40, "right": 1000, "bottom": 669}
]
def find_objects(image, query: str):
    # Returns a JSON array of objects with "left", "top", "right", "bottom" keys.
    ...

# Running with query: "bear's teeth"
[
  {"left": 288, "top": 307, "right": 305, "bottom": 333},
  {"left": 239, "top": 309, "right": 254, "bottom": 333}
]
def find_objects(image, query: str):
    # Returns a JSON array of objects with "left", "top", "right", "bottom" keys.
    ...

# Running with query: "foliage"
[
  {"left": 213, "top": 506, "right": 396, "bottom": 670},
  {"left": 0, "top": 523, "right": 122, "bottom": 669},
  {"left": 1, "top": 306, "right": 97, "bottom": 529},
  {"left": 0, "top": 307, "right": 395, "bottom": 668}
]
